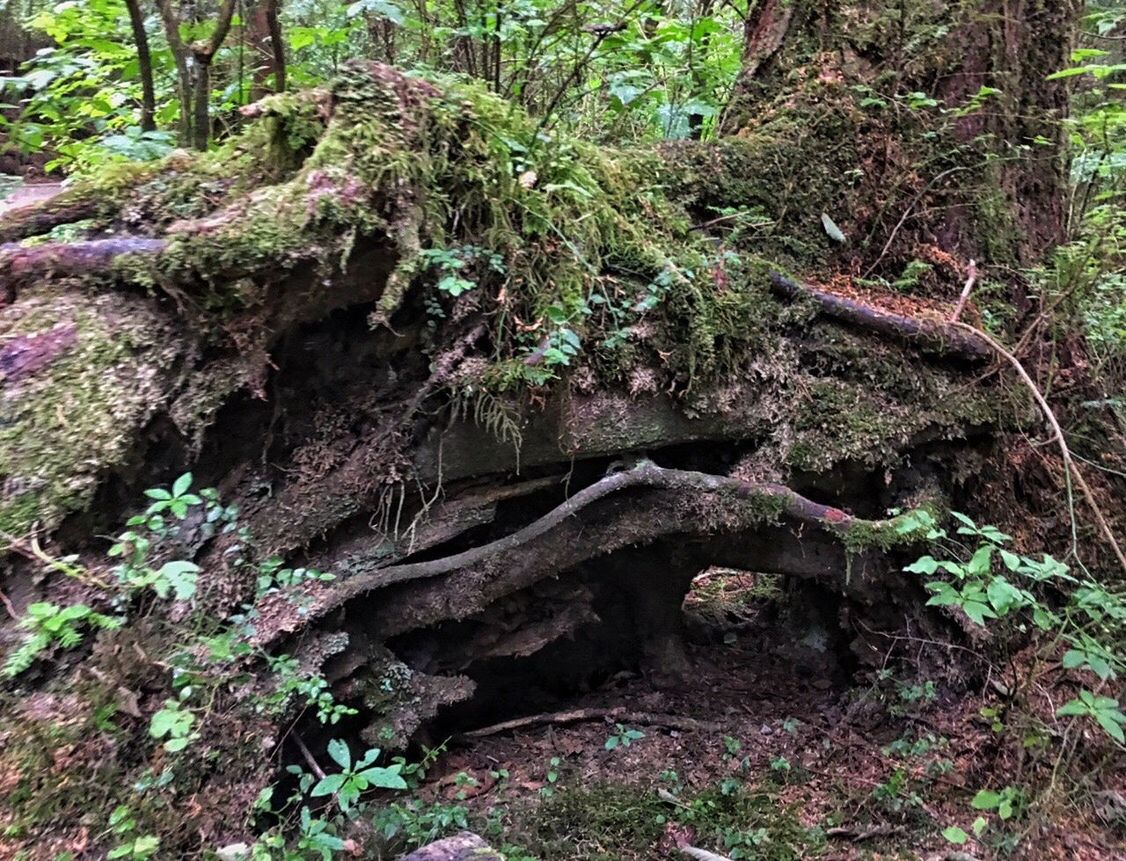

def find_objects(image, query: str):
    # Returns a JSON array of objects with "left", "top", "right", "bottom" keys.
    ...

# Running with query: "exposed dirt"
[{"left": 395, "top": 574, "right": 1122, "bottom": 861}]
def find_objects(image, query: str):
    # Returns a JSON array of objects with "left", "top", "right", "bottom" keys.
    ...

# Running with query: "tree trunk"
[
  {"left": 124, "top": 0, "right": 157, "bottom": 131},
  {"left": 248, "top": 0, "right": 286, "bottom": 98}
]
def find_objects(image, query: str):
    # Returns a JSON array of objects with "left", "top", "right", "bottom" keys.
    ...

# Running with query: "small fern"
[{"left": 2, "top": 602, "right": 121, "bottom": 678}]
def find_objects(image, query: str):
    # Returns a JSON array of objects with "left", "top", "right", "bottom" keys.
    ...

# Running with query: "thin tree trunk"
[
  {"left": 157, "top": 0, "right": 194, "bottom": 145},
  {"left": 124, "top": 0, "right": 156, "bottom": 131},
  {"left": 249, "top": 0, "right": 286, "bottom": 98}
]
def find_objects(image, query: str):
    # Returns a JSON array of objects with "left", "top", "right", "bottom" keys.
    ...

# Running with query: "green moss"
[
  {"left": 517, "top": 780, "right": 822, "bottom": 861},
  {"left": 0, "top": 288, "right": 184, "bottom": 535}
]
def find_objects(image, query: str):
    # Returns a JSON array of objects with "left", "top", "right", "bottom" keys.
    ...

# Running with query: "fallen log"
[
  {"left": 0, "top": 237, "right": 167, "bottom": 298},
  {"left": 769, "top": 272, "right": 993, "bottom": 361}
]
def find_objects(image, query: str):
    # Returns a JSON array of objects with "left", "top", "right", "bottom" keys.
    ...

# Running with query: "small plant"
[
  {"left": 149, "top": 697, "right": 198, "bottom": 752},
  {"left": 371, "top": 798, "right": 470, "bottom": 848},
  {"left": 142, "top": 472, "right": 202, "bottom": 520},
  {"left": 106, "top": 806, "right": 160, "bottom": 860},
  {"left": 3, "top": 601, "right": 121, "bottom": 677},
  {"left": 310, "top": 739, "right": 408, "bottom": 816},
  {"left": 904, "top": 511, "right": 1126, "bottom": 744},
  {"left": 604, "top": 723, "right": 645, "bottom": 750},
  {"left": 1057, "top": 690, "right": 1126, "bottom": 743},
  {"left": 971, "top": 786, "right": 1026, "bottom": 822}
]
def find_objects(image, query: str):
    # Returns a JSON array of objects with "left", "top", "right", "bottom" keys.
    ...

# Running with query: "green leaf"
[
  {"left": 358, "top": 764, "right": 408, "bottom": 790},
  {"left": 905, "top": 555, "right": 939, "bottom": 575},
  {"left": 962, "top": 601, "right": 996, "bottom": 626},
  {"left": 942, "top": 826, "right": 968, "bottom": 845},
  {"left": 310, "top": 773, "right": 346, "bottom": 796},
  {"left": 327, "top": 738, "right": 351, "bottom": 770},
  {"left": 144, "top": 488, "right": 171, "bottom": 501},
  {"left": 172, "top": 473, "right": 192, "bottom": 496},
  {"left": 971, "top": 789, "right": 1000, "bottom": 810},
  {"left": 821, "top": 212, "right": 847, "bottom": 243}
]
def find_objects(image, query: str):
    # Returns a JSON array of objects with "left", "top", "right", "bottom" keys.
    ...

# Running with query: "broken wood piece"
[
  {"left": 680, "top": 846, "right": 735, "bottom": 861},
  {"left": 769, "top": 271, "right": 991, "bottom": 361},
  {"left": 398, "top": 832, "right": 502, "bottom": 860}
]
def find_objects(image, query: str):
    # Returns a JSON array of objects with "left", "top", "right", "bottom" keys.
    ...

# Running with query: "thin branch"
[
  {"left": 950, "top": 260, "right": 977, "bottom": 323},
  {"left": 460, "top": 707, "right": 722, "bottom": 739},
  {"left": 949, "top": 321, "right": 1126, "bottom": 574},
  {"left": 292, "top": 733, "right": 326, "bottom": 779}
]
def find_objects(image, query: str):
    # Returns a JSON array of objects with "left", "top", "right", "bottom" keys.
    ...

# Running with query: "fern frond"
[{"left": 3, "top": 631, "right": 51, "bottom": 678}]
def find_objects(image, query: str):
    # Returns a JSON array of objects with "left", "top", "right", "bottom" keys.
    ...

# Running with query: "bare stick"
[
  {"left": 459, "top": 707, "right": 722, "bottom": 739},
  {"left": 950, "top": 260, "right": 978, "bottom": 323},
  {"left": 292, "top": 734, "right": 326, "bottom": 779},
  {"left": 949, "top": 321, "right": 1126, "bottom": 574}
]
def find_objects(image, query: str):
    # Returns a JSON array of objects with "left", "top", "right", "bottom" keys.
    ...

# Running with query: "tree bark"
[
  {"left": 124, "top": 0, "right": 157, "bottom": 131},
  {"left": 248, "top": 0, "right": 286, "bottom": 98}
]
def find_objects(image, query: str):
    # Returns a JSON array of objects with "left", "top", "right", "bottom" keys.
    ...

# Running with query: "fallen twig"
[
  {"left": 949, "top": 321, "right": 1126, "bottom": 574},
  {"left": 826, "top": 823, "right": 904, "bottom": 841},
  {"left": 459, "top": 706, "right": 723, "bottom": 739}
]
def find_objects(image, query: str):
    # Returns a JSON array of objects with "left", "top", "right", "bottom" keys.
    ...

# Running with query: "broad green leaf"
[
  {"left": 310, "top": 773, "right": 346, "bottom": 796},
  {"left": 942, "top": 826, "right": 968, "bottom": 844},
  {"left": 821, "top": 212, "right": 847, "bottom": 243},
  {"left": 971, "top": 789, "right": 1000, "bottom": 809},
  {"left": 327, "top": 738, "right": 351, "bottom": 770}
]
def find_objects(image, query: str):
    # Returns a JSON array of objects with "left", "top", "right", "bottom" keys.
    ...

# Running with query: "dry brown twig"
[{"left": 948, "top": 321, "right": 1126, "bottom": 574}]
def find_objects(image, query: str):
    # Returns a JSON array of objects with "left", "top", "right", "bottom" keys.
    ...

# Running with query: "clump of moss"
[
  {"left": 516, "top": 780, "right": 822, "bottom": 861},
  {"left": 0, "top": 288, "right": 185, "bottom": 535}
]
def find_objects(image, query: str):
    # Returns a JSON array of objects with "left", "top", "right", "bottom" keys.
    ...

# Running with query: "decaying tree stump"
[{"left": 0, "top": 4, "right": 1117, "bottom": 855}]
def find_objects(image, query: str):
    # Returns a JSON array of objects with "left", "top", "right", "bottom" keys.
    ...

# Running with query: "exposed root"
[{"left": 253, "top": 460, "right": 909, "bottom": 645}]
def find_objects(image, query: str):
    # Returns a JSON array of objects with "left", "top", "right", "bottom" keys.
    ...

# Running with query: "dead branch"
[
  {"left": 950, "top": 260, "right": 978, "bottom": 323},
  {"left": 770, "top": 273, "right": 991, "bottom": 360},
  {"left": 949, "top": 321, "right": 1126, "bottom": 574},
  {"left": 459, "top": 707, "right": 723, "bottom": 739},
  {"left": 292, "top": 734, "right": 326, "bottom": 780}
]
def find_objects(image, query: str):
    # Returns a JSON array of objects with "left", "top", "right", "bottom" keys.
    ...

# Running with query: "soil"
[{"left": 395, "top": 573, "right": 1123, "bottom": 861}]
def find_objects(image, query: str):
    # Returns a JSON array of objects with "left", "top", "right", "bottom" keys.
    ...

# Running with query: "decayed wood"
[
  {"left": 399, "top": 832, "right": 502, "bottom": 861},
  {"left": 0, "top": 238, "right": 166, "bottom": 296},
  {"left": 0, "top": 190, "right": 100, "bottom": 244},
  {"left": 769, "top": 272, "right": 992, "bottom": 361}
]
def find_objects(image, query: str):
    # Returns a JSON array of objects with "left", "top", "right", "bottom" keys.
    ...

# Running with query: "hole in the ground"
[{"left": 394, "top": 555, "right": 860, "bottom": 741}]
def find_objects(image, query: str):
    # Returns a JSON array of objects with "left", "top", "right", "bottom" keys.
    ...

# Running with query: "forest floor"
[{"left": 390, "top": 573, "right": 1120, "bottom": 861}]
